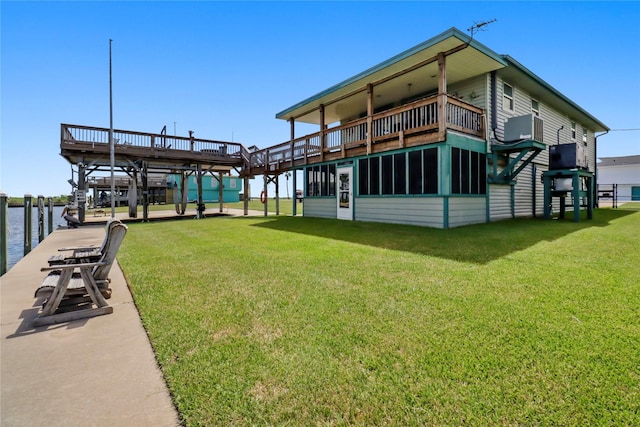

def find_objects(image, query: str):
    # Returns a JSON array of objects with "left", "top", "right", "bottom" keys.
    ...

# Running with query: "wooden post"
[
  {"left": 292, "top": 170, "right": 297, "bottom": 216},
  {"left": 289, "top": 118, "right": 295, "bottom": 168},
  {"left": 275, "top": 174, "right": 280, "bottom": 216},
  {"left": 37, "top": 195, "right": 45, "bottom": 243},
  {"left": 319, "top": 104, "right": 325, "bottom": 162},
  {"left": 243, "top": 176, "right": 249, "bottom": 216},
  {"left": 1, "top": 192, "right": 7, "bottom": 275},
  {"left": 218, "top": 172, "right": 224, "bottom": 213},
  {"left": 78, "top": 164, "right": 86, "bottom": 224},
  {"left": 23, "top": 194, "right": 32, "bottom": 256},
  {"left": 47, "top": 197, "right": 54, "bottom": 235},
  {"left": 142, "top": 162, "right": 149, "bottom": 222},
  {"left": 263, "top": 175, "right": 268, "bottom": 217},
  {"left": 196, "top": 164, "right": 204, "bottom": 219},
  {"left": 367, "top": 83, "right": 373, "bottom": 155},
  {"left": 437, "top": 52, "right": 447, "bottom": 141}
]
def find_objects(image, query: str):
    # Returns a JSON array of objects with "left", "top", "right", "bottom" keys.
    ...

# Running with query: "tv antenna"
[{"left": 467, "top": 19, "right": 497, "bottom": 38}]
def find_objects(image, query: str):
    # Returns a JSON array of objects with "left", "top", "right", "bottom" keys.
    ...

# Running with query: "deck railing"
[
  {"left": 247, "top": 94, "right": 483, "bottom": 173},
  {"left": 61, "top": 124, "right": 245, "bottom": 159}
]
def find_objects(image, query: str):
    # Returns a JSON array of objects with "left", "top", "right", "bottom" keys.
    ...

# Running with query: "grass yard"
[{"left": 118, "top": 209, "right": 640, "bottom": 426}]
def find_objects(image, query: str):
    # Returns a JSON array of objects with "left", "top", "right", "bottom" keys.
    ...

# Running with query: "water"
[{"left": 5, "top": 206, "right": 67, "bottom": 271}]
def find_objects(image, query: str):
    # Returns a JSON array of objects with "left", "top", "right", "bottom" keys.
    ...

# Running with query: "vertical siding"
[
  {"left": 448, "top": 197, "right": 487, "bottom": 227},
  {"left": 490, "top": 184, "right": 512, "bottom": 221},
  {"left": 356, "top": 197, "right": 444, "bottom": 228},
  {"left": 303, "top": 198, "right": 336, "bottom": 219}
]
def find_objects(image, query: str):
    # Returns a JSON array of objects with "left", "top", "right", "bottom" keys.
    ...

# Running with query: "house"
[
  {"left": 255, "top": 27, "right": 608, "bottom": 228},
  {"left": 597, "top": 155, "right": 640, "bottom": 203}
]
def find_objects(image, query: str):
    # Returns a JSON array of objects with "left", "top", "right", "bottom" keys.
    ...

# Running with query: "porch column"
[
  {"left": 275, "top": 174, "right": 280, "bottom": 216},
  {"left": 437, "top": 52, "right": 447, "bottom": 141},
  {"left": 218, "top": 172, "right": 224, "bottom": 213},
  {"left": 366, "top": 83, "right": 373, "bottom": 155},
  {"left": 195, "top": 164, "right": 203, "bottom": 219},
  {"left": 243, "top": 176, "right": 249, "bottom": 216},
  {"left": 78, "top": 164, "right": 86, "bottom": 224},
  {"left": 263, "top": 174, "right": 268, "bottom": 217},
  {"left": 142, "top": 161, "right": 149, "bottom": 222},
  {"left": 319, "top": 104, "right": 325, "bottom": 162},
  {"left": 289, "top": 118, "right": 295, "bottom": 168}
]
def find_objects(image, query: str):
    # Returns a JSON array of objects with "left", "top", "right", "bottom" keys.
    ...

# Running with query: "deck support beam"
[
  {"left": 366, "top": 84, "right": 373, "bottom": 155},
  {"left": 243, "top": 176, "right": 249, "bottom": 216},
  {"left": 437, "top": 52, "right": 447, "bottom": 141},
  {"left": 218, "top": 171, "right": 224, "bottom": 213}
]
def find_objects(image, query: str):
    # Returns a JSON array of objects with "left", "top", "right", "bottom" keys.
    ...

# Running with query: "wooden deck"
[{"left": 61, "top": 94, "right": 484, "bottom": 177}]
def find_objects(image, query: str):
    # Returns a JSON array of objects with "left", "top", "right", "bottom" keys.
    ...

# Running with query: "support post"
[
  {"left": 196, "top": 164, "right": 203, "bottom": 219},
  {"left": 275, "top": 174, "right": 280, "bottom": 216},
  {"left": 78, "top": 164, "right": 86, "bottom": 224},
  {"left": 1, "top": 192, "right": 8, "bottom": 275},
  {"left": 23, "top": 194, "right": 32, "bottom": 256},
  {"left": 366, "top": 83, "right": 373, "bottom": 155},
  {"left": 218, "top": 172, "right": 224, "bottom": 213},
  {"left": 142, "top": 162, "right": 149, "bottom": 222},
  {"left": 289, "top": 118, "right": 295, "bottom": 168},
  {"left": 437, "top": 52, "right": 447, "bottom": 141},
  {"left": 243, "top": 176, "right": 249, "bottom": 216},
  {"left": 47, "top": 197, "right": 54, "bottom": 235},
  {"left": 263, "top": 175, "right": 268, "bottom": 217},
  {"left": 319, "top": 104, "right": 325, "bottom": 162},
  {"left": 37, "top": 195, "right": 45, "bottom": 243}
]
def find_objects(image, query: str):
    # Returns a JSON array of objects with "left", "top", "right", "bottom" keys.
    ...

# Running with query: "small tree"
[{"left": 285, "top": 171, "right": 291, "bottom": 199}]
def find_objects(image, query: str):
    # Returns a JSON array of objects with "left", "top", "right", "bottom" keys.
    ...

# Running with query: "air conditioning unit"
[
  {"left": 549, "top": 143, "right": 587, "bottom": 170},
  {"left": 503, "top": 114, "right": 544, "bottom": 143}
]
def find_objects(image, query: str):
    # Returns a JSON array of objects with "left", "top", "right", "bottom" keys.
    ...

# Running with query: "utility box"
[
  {"left": 549, "top": 143, "right": 587, "bottom": 170},
  {"left": 504, "top": 114, "right": 544, "bottom": 143}
]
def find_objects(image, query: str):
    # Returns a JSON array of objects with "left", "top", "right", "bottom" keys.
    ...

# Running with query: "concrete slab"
[{"left": 1, "top": 225, "right": 180, "bottom": 426}]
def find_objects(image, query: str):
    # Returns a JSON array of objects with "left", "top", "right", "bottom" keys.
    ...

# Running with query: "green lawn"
[{"left": 118, "top": 209, "right": 640, "bottom": 426}]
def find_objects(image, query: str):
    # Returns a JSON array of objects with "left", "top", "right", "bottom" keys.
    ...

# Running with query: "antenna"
[{"left": 467, "top": 19, "right": 497, "bottom": 38}]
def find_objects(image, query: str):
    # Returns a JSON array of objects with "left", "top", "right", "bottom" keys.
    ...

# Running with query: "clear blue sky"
[{"left": 2, "top": 1, "right": 639, "bottom": 198}]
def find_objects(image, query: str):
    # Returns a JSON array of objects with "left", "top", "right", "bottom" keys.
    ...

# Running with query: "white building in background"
[{"left": 597, "top": 155, "right": 640, "bottom": 203}]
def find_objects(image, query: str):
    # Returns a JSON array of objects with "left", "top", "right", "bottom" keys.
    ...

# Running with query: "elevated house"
[{"left": 248, "top": 27, "right": 608, "bottom": 228}]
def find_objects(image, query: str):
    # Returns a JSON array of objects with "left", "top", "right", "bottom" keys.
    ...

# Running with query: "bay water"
[{"left": 4, "top": 206, "right": 67, "bottom": 271}]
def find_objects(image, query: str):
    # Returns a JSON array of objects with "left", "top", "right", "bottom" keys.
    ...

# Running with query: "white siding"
[
  {"left": 489, "top": 184, "right": 512, "bottom": 221},
  {"left": 449, "top": 75, "right": 487, "bottom": 110},
  {"left": 448, "top": 197, "right": 486, "bottom": 227},
  {"left": 356, "top": 197, "right": 444, "bottom": 228},
  {"left": 513, "top": 165, "right": 534, "bottom": 217},
  {"left": 303, "top": 198, "right": 336, "bottom": 219}
]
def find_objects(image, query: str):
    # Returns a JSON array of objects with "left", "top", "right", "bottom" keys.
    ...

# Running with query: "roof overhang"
[{"left": 276, "top": 27, "right": 507, "bottom": 125}]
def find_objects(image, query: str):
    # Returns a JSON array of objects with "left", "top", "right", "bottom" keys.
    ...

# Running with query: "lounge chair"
[
  {"left": 33, "top": 222, "right": 128, "bottom": 327},
  {"left": 47, "top": 218, "right": 121, "bottom": 265}
]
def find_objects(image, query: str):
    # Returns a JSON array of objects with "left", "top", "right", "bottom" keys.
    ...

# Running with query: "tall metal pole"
[{"left": 109, "top": 38, "right": 115, "bottom": 218}]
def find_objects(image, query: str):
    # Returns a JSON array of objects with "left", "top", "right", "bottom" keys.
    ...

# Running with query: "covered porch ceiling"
[{"left": 276, "top": 27, "right": 507, "bottom": 125}]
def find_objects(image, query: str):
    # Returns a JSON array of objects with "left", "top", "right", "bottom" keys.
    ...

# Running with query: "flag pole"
[{"left": 109, "top": 38, "right": 115, "bottom": 218}]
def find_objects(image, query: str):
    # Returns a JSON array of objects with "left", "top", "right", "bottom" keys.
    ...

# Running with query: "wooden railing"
[
  {"left": 61, "top": 95, "right": 483, "bottom": 176},
  {"left": 246, "top": 94, "right": 483, "bottom": 174},
  {"left": 61, "top": 124, "right": 248, "bottom": 163}
]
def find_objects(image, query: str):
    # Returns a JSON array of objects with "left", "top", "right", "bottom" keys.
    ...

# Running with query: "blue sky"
[{"left": 2, "top": 1, "right": 639, "bottom": 198}]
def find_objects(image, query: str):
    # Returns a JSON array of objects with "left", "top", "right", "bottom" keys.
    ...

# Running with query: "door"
[{"left": 337, "top": 167, "right": 353, "bottom": 220}]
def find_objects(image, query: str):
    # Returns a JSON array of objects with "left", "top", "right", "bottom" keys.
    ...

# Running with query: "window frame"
[{"left": 503, "top": 83, "right": 514, "bottom": 112}]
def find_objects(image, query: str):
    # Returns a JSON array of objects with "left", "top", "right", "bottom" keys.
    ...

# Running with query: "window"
[
  {"left": 531, "top": 99, "right": 539, "bottom": 116},
  {"left": 381, "top": 155, "right": 393, "bottom": 195},
  {"left": 306, "top": 164, "right": 335, "bottom": 197},
  {"left": 452, "top": 148, "right": 487, "bottom": 195},
  {"left": 582, "top": 127, "right": 588, "bottom": 144},
  {"left": 571, "top": 121, "right": 577, "bottom": 140},
  {"left": 393, "top": 153, "right": 406, "bottom": 195},
  {"left": 358, "top": 148, "right": 439, "bottom": 197},
  {"left": 503, "top": 83, "right": 514, "bottom": 111}
]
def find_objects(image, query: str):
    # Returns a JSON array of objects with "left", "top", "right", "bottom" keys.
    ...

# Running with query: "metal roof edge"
[
  {"left": 501, "top": 55, "right": 609, "bottom": 132},
  {"left": 275, "top": 27, "right": 506, "bottom": 120}
]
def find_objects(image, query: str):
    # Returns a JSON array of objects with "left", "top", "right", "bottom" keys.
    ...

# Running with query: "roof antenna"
[{"left": 467, "top": 19, "right": 497, "bottom": 38}]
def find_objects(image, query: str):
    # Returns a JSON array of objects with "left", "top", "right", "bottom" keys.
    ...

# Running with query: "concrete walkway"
[{"left": 1, "top": 225, "right": 180, "bottom": 426}]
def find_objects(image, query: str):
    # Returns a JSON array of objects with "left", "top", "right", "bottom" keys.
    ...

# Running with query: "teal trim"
[
  {"left": 510, "top": 183, "right": 515, "bottom": 219},
  {"left": 446, "top": 132, "right": 487, "bottom": 153},
  {"left": 276, "top": 28, "right": 507, "bottom": 120},
  {"left": 485, "top": 165, "right": 491, "bottom": 223},
  {"left": 440, "top": 145, "right": 451, "bottom": 196}
]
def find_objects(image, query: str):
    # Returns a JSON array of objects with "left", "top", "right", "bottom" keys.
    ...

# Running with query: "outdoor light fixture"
[{"left": 67, "top": 179, "right": 78, "bottom": 188}]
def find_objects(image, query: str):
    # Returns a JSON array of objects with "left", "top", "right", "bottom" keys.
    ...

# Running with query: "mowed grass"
[{"left": 118, "top": 209, "right": 640, "bottom": 426}]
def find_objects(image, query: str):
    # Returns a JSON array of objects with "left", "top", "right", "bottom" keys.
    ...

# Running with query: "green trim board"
[{"left": 489, "top": 140, "right": 546, "bottom": 185}]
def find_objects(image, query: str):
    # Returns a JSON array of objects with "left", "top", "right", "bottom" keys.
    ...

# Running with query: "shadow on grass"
[{"left": 252, "top": 208, "right": 636, "bottom": 264}]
